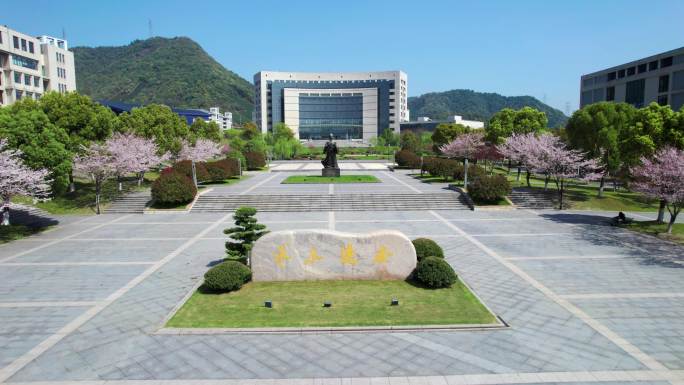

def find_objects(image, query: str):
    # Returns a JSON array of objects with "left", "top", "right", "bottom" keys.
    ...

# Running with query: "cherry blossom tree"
[
  {"left": 0, "top": 139, "right": 51, "bottom": 225},
  {"left": 178, "top": 139, "right": 222, "bottom": 187},
  {"left": 73, "top": 143, "right": 116, "bottom": 214},
  {"left": 440, "top": 132, "right": 484, "bottom": 187},
  {"left": 497, "top": 133, "right": 558, "bottom": 187},
  {"left": 631, "top": 147, "right": 684, "bottom": 233},
  {"left": 106, "top": 132, "right": 169, "bottom": 187}
]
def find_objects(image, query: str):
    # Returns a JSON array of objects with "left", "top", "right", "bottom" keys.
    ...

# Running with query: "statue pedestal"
[{"left": 322, "top": 167, "right": 340, "bottom": 177}]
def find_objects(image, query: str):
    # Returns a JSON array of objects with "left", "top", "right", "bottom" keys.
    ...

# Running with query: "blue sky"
[{"left": 5, "top": 0, "right": 683, "bottom": 113}]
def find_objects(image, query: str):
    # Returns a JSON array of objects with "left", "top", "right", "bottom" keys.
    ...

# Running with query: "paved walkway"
[{"left": 1, "top": 171, "right": 683, "bottom": 385}]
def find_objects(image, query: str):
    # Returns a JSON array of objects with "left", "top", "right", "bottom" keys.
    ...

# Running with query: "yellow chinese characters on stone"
[
  {"left": 273, "top": 244, "right": 291, "bottom": 269},
  {"left": 303, "top": 247, "right": 324, "bottom": 265},
  {"left": 340, "top": 243, "right": 358, "bottom": 266},
  {"left": 373, "top": 245, "right": 393, "bottom": 264}
]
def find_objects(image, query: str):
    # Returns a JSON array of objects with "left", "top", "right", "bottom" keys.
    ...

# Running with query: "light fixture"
[
  {"left": 391, "top": 298, "right": 399, "bottom": 306},
  {"left": 264, "top": 300, "right": 272, "bottom": 308}
]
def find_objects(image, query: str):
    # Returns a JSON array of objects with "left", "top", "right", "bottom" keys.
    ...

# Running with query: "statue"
[{"left": 321, "top": 133, "right": 340, "bottom": 177}]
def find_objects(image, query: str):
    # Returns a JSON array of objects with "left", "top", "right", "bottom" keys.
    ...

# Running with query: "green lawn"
[
  {"left": 201, "top": 175, "right": 250, "bottom": 186},
  {"left": 167, "top": 280, "right": 496, "bottom": 328},
  {"left": 0, "top": 225, "right": 50, "bottom": 244},
  {"left": 621, "top": 220, "right": 684, "bottom": 245},
  {"left": 472, "top": 197, "right": 511, "bottom": 206},
  {"left": 282, "top": 175, "right": 381, "bottom": 184}
]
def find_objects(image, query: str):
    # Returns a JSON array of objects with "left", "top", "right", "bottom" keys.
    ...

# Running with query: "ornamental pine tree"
[{"left": 224, "top": 206, "right": 268, "bottom": 264}]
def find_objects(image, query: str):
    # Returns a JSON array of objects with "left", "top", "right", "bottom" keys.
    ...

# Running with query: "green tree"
[
  {"left": 189, "top": 119, "right": 221, "bottom": 142},
  {"left": 432, "top": 123, "right": 469, "bottom": 152},
  {"left": 223, "top": 206, "right": 268, "bottom": 265},
  {"left": 486, "top": 107, "right": 547, "bottom": 144},
  {"left": 118, "top": 104, "right": 190, "bottom": 155},
  {"left": 400, "top": 131, "right": 420, "bottom": 153},
  {"left": 0, "top": 100, "right": 72, "bottom": 194},
  {"left": 273, "top": 122, "right": 295, "bottom": 141},
  {"left": 419, "top": 131, "right": 433, "bottom": 154},
  {"left": 380, "top": 128, "right": 400, "bottom": 146},
  {"left": 566, "top": 102, "right": 635, "bottom": 197},
  {"left": 240, "top": 122, "right": 260, "bottom": 140}
]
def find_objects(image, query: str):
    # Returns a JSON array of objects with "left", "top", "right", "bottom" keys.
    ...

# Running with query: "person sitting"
[{"left": 611, "top": 211, "right": 633, "bottom": 225}]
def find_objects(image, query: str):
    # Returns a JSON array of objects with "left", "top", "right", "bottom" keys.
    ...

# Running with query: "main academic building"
[{"left": 253, "top": 71, "right": 409, "bottom": 142}]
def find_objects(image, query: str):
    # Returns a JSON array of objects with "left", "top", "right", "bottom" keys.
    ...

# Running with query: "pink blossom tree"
[
  {"left": 497, "top": 133, "right": 559, "bottom": 187},
  {"left": 440, "top": 132, "right": 484, "bottom": 187},
  {"left": 73, "top": 143, "right": 117, "bottom": 214},
  {"left": 106, "top": 132, "right": 169, "bottom": 187},
  {"left": 0, "top": 139, "right": 51, "bottom": 225},
  {"left": 631, "top": 147, "right": 684, "bottom": 233},
  {"left": 178, "top": 139, "right": 222, "bottom": 186}
]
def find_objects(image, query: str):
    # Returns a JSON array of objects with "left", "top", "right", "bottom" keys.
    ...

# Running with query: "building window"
[
  {"left": 657, "top": 95, "right": 668, "bottom": 106},
  {"left": 607, "top": 71, "right": 616, "bottom": 81},
  {"left": 11, "top": 54, "right": 39, "bottom": 70},
  {"left": 20, "top": 38, "right": 27, "bottom": 51},
  {"left": 28, "top": 41, "right": 34, "bottom": 54},
  {"left": 661, "top": 56, "right": 673, "bottom": 68},
  {"left": 16, "top": 90, "right": 23, "bottom": 100},
  {"left": 34, "top": 76, "right": 40, "bottom": 87},
  {"left": 606, "top": 86, "right": 615, "bottom": 101},
  {"left": 659, "top": 75, "right": 670, "bottom": 93},
  {"left": 14, "top": 72, "right": 21, "bottom": 84},
  {"left": 618, "top": 69, "right": 626, "bottom": 79},
  {"left": 625, "top": 79, "right": 646, "bottom": 107},
  {"left": 649, "top": 60, "right": 659, "bottom": 71},
  {"left": 24, "top": 75, "right": 31, "bottom": 86},
  {"left": 637, "top": 63, "right": 647, "bottom": 73},
  {"left": 627, "top": 67, "right": 636, "bottom": 76}
]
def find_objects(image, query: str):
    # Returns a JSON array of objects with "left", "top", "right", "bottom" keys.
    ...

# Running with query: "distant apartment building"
[
  {"left": 254, "top": 71, "right": 409, "bottom": 142},
  {"left": 580, "top": 46, "right": 684, "bottom": 111},
  {"left": 400, "top": 115, "right": 484, "bottom": 133},
  {"left": 208, "top": 107, "right": 232, "bottom": 129},
  {"left": 0, "top": 26, "right": 76, "bottom": 106}
]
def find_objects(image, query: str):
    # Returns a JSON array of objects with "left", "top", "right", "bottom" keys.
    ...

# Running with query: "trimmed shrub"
[
  {"left": 468, "top": 174, "right": 512, "bottom": 203},
  {"left": 173, "top": 160, "right": 210, "bottom": 183},
  {"left": 151, "top": 172, "right": 197, "bottom": 204},
  {"left": 453, "top": 164, "right": 486, "bottom": 182},
  {"left": 244, "top": 151, "right": 266, "bottom": 170},
  {"left": 203, "top": 261, "right": 252, "bottom": 292},
  {"left": 226, "top": 150, "right": 247, "bottom": 172},
  {"left": 205, "top": 159, "right": 239, "bottom": 181},
  {"left": 412, "top": 238, "right": 444, "bottom": 261},
  {"left": 424, "top": 158, "right": 460, "bottom": 180},
  {"left": 395, "top": 150, "right": 421, "bottom": 169},
  {"left": 415, "top": 256, "right": 457, "bottom": 288}
]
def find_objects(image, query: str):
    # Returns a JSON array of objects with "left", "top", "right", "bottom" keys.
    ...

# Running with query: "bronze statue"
[{"left": 321, "top": 133, "right": 340, "bottom": 177}]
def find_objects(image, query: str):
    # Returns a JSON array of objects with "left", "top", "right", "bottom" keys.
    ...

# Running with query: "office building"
[
  {"left": 254, "top": 71, "right": 409, "bottom": 142},
  {"left": 400, "top": 115, "right": 484, "bottom": 133},
  {"left": 580, "top": 47, "right": 684, "bottom": 110},
  {"left": 209, "top": 107, "right": 232, "bottom": 129},
  {"left": 0, "top": 26, "right": 76, "bottom": 106}
]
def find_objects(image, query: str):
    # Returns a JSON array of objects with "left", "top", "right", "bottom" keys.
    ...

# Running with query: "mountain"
[
  {"left": 408, "top": 89, "right": 568, "bottom": 128},
  {"left": 72, "top": 37, "right": 254, "bottom": 123}
]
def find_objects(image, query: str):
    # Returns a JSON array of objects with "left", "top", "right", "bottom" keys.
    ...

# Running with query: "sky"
[{"left": 4, "top": 0, "right": 683, "bottom": 113}]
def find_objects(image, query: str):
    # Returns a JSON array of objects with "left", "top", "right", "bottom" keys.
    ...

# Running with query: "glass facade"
[
  {"left": 12, "top": 54, "right": 38, "bottom": 70},
  {"left": 298, "top": 95, "right": 363, "bottom": 139}
]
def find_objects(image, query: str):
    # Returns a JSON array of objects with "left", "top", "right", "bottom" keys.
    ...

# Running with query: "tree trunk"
[
  {"left": 657, "top": 200, "right": 666, "bottom": 223},
  {"left": 666, "top": 206, "right": 680, "bottom": 234},
  {"left": 464, "top": 158, "right": 469, "bottom": 189},
  {"left": 507, "top": 159, "right": 511, "bottom": 174},
  {"left": 612, "top": 179, "right": 617, "bottom": 192},
  {"left": 526, "top": 170, "right": 531, "bottom": 187},
  {"left": 95, "top": 180, "right": 101, "bottom": 215},
  {"left": 516, "top": 167, "right": 521, "bottom": 182},
  {"left": 598, "top": 176, "right": 605, "bottom": 198},
  {"left": 1, "top": 198, "right": 10, "bottom": 226},
  {"left": 559, "top": 179, "right": 564, "bottom": 210},
  {"left": 544, "top": 175, "right": 549, "bottom": 191},
  {"left": 138, "top": 172, "right": 144, "bottom": 187},
  {"left": 68, "top": 172, "right": 76, "bottom": 193},
  {"left": 191, "top": 160, "right": 198, "bottom": 187}
]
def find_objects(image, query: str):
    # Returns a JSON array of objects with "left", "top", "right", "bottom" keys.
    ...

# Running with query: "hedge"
[
  {"left": 172, "top": 160, "right": 210, "bottom": 183},
  {"left": 205, "top": 159, "right": 240, "bottom": 181},
  {"left": 468, "top": 174, "right": 511, "bottom": 203},
  {"left": 395, "top": 150, "right": 421, "bottom": 169},
  {"left": 422, "top": 157, "right": 461, "bottom": 181},
  {"left": 151, "top": 171, "right": 197, "bottom": 204},
  {"left": 412, "top": 238, "right": 444, "bottom": 261},
  {"left": 203, "top": 261, "right": 252, "bottom": 292},
  {"left": 414, "top": 256, "right": 458, "bottom": 288},
  {"left": 244, "top": 151, "right": 266, "bottom": 170},
  {"left": 453, "top": 164, "right": 486, "bottom": 182}
]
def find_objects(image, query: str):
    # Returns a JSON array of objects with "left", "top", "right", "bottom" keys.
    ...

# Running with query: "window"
[
  {"left": 661, "top": 56, "right": 673, "bottom": 68},
  {"left": 13, "top": 36, "right": 19, "bottom": 49},
  {"left": 627, "top": 66, "right": 636, "bottom": 76},
  {"left": 607, "top": 71, "right": 617, "bottom": 81},
  {"left": 649, "top": 60, "right": 659, "bottom": 71},
  {"left": 28, "top": 41, "right": 34, "bottom": 54},
  {"left": 618, "top": 69, "right": 626, "bottom": 78},
  {"left": 638, "top": 63, "right": 647, "bottom": 73},
  {"left": 659, "top": 75, "right": 670, "bottom": 93},
  {"left": 657, "top": 95, "right": 668, "bottom": 106},
  {"left": 606, "top": 86, "right": 615, "bottom": 101},
  {"left": 24, "top": 75, "right": 31, "bottom": 86},
  {"left": 15, "top": 90, "right": 23, "bottom": 100},
  {"left": 11, "top": 54, "right": 38, "bottom": 69},
  {"left": 14, "top": 72, "right": 21, "bottom": 84},
  {"left": 34, "top": 76, "right": 40, "bottom": 87},
  {"left": 625, "top": 79, "right": 646, "bottom": 107},
  {"left": 20, "top": 38, "right": 27, "bottom": 51}
]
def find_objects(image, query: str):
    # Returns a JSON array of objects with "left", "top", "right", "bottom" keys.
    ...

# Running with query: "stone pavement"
[{"left": 0, "top": 170, "right": 683, "bottom": 385}]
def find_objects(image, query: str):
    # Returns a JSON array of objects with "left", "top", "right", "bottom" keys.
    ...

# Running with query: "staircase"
[
  {"left": 508, "top": 188, "right": 557, "bottom": 209},
  {"left": 192, "top": 193, "right": 471, "bottom": 212},
  {"left": 103, "top": 192, "right": 151, "bottom": 214}
]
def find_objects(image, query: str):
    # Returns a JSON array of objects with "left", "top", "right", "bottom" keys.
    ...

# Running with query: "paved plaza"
[{"left": 0, "top": 170, "right": 683, "bottom": 384}]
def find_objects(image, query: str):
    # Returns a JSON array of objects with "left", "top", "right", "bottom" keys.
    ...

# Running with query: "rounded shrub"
[
  {"left": 205, "top": 159, "right": 239, "bottom": 182},
  {"left": 226, "top": 150, "right": 247, "bottom": 172},
  {"left": 412, "top": 238, "right": 444, "bottom": 261},
  {"left": 394, "top": 150, "right": 421, "bottom": 169},
  {"left": 151, "top": 171, "right": 197, "bottom": 205},
  {"left": 453, "top": 164, "right": 486, "bottom": 182},
  {"left": 172, "top": 160, "right": 210, "bottom": 183},
  {"left": 468, "top": 174, "right": 511, "bottom": 203},
  {"left": 414, "top": 256, "right": 457, "bottom": 288},
  {"left": 244, "top": 151, "right": 266, "bottom": 170},
  {"left": 203, "top": 261, "right": 252, "bottom": 292}
]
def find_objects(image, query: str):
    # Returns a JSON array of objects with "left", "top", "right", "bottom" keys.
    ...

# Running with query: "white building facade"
[
  {"left": 254, "top": 71, "right": 409, "bottom": 142},
  {"left": 0, "top": 27, "right": 76, "bottom": 107},
  {"left": 208, "top": 107, "right": 232, "bottom": 129}
]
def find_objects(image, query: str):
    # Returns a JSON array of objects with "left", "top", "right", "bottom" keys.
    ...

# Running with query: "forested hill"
[
  {"left": 72, "top": 37, "right": 254, "bottom": 123},
  {"left": 408, "top": 89, "right": 568, "bottom": 128}
]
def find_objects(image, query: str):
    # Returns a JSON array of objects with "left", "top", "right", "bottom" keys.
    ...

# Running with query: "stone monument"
[
  {"left": 250, "top": 230, "right": 417, "bottom": 281},
  {"left": 321, "top": 133, "right": 340, "bottom": 177}
]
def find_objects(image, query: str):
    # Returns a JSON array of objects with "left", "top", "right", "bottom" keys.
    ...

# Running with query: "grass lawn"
[
  {"left": 410, "top": 174, "right": 449, "bottom": 184},
  {"left": 166, "top": 280, "right": 496, "bottom": 328},
  {"left": 282, "top": 175, "right": 381, "bottom": 184},
  {"left": 473, "top": 197, "right": 511, "bottom": 207},
  {"left": 201, "top": 175, "right": 250, "bottom": 186},
  {"left": 0, "top": 225, "right": 50, "bottom": 244},
  {"left": 621, "top": 220, "right": 684, "bottom": 245}
]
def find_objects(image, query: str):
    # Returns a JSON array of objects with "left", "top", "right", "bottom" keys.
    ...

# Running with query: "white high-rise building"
[
  {"left": 208, "top": 107, "right": 232, "bottom": 129},
  {"left": 254, "top": 71, "right": 409, "bottom": 142},
  {"left": 0, "top": 26, "right": 76, "bottom": 106}
]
